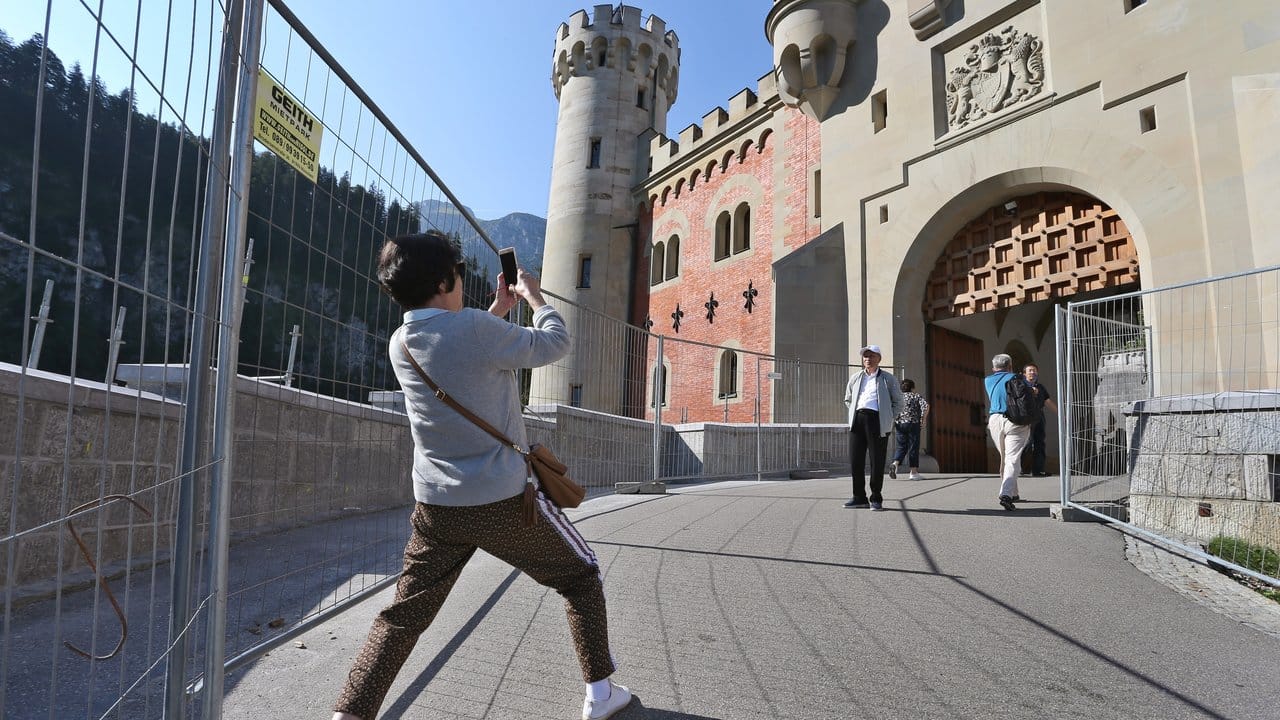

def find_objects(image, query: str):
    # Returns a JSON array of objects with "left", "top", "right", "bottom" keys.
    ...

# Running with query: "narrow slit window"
[
  {"left": 879, "top": 204, "right": 889, "bottom": 224},
  {"left": 813, "top": 169, "right": 822, "bottom": 218},
  {"left": 1139, "top": 106, "right": 1157, "bottom": 133},
  {"left": 637, "top": 87, "right": 647, "bottom": 109},
  {"left": 570, "top": 384, "right": 583, "bottom": 408},
  {"left": 578, "top": 255, "right": 592, "bottom": 288},
  {"left": 588, "top": 138, "right": 602, "bottom": 168},
  {"left": 872, "top": 90, "right": 888, "bottom": 133}
]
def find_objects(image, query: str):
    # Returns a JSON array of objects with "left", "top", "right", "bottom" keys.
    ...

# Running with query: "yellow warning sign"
[{"left": 254, "top": 68, "right": 322, "bottom": 183}]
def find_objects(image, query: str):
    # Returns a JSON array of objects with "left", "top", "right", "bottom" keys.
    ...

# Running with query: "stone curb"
[{"left": 1124, "top": 532, "right": 1280, "bottom": 639}]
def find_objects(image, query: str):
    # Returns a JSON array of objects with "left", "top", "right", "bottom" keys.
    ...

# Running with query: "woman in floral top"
[{"left": 890, "top": 379, "right": 930, "bottom": 480}]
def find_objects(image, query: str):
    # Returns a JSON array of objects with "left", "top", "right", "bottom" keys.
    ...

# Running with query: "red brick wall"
[{"left": 637, "top": 106, "right": 821, "bottom": 423}]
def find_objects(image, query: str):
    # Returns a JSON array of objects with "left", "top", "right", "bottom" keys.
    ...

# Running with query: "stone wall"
[
  {"left": 660, "top": 422, "right": 848, "bottom": 479},
  {"left": 1126, "top": 391, "right": 1280, "bottom": 550},
  {"left": 0, "top": 363, "right": 414, "bottom": 591},
  {"left": 3, "top": 362, "right": 853, "bottom": 594},
  {"left": 0, "top": 364, "right": 183, "bottom": 590}
]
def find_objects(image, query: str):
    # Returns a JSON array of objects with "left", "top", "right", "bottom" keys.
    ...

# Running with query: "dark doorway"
[{"left": 927, "top": 325, "right": 990, "bottom": 472}]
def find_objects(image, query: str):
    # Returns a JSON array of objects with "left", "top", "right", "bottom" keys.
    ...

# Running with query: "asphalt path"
[{"left": 221, "top": 474, "right": 1280, "bottom": 719}]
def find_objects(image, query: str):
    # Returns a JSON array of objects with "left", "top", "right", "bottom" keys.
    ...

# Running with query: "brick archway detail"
[{"left": 923, "top": 191, "right": 1140, "bottom": 321}]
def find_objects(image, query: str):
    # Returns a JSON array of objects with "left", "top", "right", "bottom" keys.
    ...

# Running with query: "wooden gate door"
[{"left": 927, "top": 325, "right": 990, "bottom": 472}]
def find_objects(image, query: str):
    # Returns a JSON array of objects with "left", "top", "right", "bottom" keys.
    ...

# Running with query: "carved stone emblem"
[{"left": 946, "top": 26, "right": 1044, "bottom": 131}]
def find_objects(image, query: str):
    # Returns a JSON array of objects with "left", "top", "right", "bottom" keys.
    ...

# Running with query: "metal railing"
[{"left": 1060, "top": 265, "right": 1280, "bottom": 588}]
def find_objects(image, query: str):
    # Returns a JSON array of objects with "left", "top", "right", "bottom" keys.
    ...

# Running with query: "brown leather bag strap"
[{"left": 400, "top": 341, "right": 528, "bottom": 457}]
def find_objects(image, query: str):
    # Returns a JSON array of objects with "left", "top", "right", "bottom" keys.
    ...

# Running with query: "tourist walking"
[
  {"left": 890, "top": 379, "right": 930, "bottom": 480},
  {"left": 985, "top": 353, "right": 1032, "bottom": 511},
  {"left": 843, "top": 344, "right": 904, "bottom": 510},
  {"left": 332, "top": 231, "right": 631, "bottom": 720}
]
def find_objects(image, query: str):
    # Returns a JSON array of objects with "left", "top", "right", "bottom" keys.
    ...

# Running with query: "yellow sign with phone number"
[{"left": 253, "top": 68, "right": 322, "bottom": 183}]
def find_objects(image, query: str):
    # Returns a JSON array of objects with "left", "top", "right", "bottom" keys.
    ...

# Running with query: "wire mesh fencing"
[
  {"left": 0, "top": 0, "right": 234, "bottom": 716},
  {"left": 519, "top": 314, "right": 860, "bottom": 484},
  {"left": 1062, "top": 265, "right": 1280, "bottom": 587}
]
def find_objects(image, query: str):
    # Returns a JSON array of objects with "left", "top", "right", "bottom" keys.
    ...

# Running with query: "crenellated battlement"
[
  {"left": 645, "top": 70, "right": 780, "bottom": 181},
  {"left": 551, "top": 4, "right": 680, "bottom": 102}
]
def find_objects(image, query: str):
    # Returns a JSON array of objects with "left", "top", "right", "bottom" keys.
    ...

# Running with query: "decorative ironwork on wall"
[
  {"left": 945, "top": 26, "right": 1044, "bottom": 131},
  {"left": 704, "top": 292, "right": 719, "bottom": 322},
  {"left": 643, "top": 315, "right": 654, "bottom": 332},
  {"left": 924, "top": 192, "right": 1140, "bottom": 321},
  {"left": 671, "top": 304, "right": 684, "bottom": 333},
  {"left": 743, "top": 281, "right": 758, "bottom": 313}
]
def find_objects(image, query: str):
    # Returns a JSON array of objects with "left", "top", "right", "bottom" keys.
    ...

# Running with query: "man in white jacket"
[{"left": 843, "top": 345, "right": 904, "bottom": 510}]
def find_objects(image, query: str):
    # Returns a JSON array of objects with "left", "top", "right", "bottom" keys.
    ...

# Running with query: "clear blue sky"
[{"left": 3, "top": 1, "right": 774, "bottom": 219}]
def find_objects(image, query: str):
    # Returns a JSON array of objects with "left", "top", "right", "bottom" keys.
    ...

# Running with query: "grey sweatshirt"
[{"left": 390, "top": 305, "right": 570, "bottom": 506}]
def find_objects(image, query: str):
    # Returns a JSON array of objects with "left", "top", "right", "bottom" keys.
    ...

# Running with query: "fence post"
[
  {"left": 284, "top": 324, "right": 301, "bottom": 388},
  {"left": 794, "top": 359, "right": 801, "bottom": 468},
  {"left": 202, "top": 0, "right": 264, "bottom": 715},
  {"left": 165, "top": 1, "right": 245, "bottom": 716},
  {"left": 755, "top": 357, "right": 763, "bottom": 482},
  {"left": 105, "top": 306, "right": 126, "bottom": 384},
  {"left": 1058, "top": 304, "right": 1071, "bottom": 508},
  {"left": 26, "top": 279, "right": 54, "bottom": 369},
  {"left": 652, "top": 335, "right": 663, "bottom": 483}
]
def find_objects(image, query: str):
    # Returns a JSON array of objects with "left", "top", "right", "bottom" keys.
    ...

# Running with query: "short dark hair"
[
  {"left": 901, "top": 378, "right": 915, "bottom": 392},
  {"left": 1024, "top": 363, "right": 1039, "bottom": 372},
  {"left": 377, "top": 231, "right": 460, "bottom": 308}
]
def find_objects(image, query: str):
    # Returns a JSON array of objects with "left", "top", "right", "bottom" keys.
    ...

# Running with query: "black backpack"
[{"left": 1003, "top": 374, "right": 1040, "bottom": 426}]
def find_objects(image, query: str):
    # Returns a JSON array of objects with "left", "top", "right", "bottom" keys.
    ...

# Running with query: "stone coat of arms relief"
[{"left": 946, "top": 26, "right": 1045, "bottom": 131}]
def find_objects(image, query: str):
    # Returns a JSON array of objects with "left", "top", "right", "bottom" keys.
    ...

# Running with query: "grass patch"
[{"left": 1207, "top": 535, "right": 1280, "bottom": 602}]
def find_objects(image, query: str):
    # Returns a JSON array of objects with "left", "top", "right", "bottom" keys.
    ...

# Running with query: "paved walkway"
[{"left": 223, "top": 474, "right": 1280, "bottom": 719}]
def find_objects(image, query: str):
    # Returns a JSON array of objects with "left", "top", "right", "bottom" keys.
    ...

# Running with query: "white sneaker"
[
  {"left": 582, "top": 681, "right": 632, "bottom": 720},
  {"left": 909, "top": 472, "right": 922, "bottom": 480}
]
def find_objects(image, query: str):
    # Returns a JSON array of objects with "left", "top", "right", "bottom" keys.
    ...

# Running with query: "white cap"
[{"left": 860, "top": 344, "right": 882, "bottom": 357}]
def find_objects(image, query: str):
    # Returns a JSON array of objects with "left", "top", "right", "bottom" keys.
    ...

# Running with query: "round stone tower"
[{"left": 539, "top": 4, "right": 679, "bottom": 411}]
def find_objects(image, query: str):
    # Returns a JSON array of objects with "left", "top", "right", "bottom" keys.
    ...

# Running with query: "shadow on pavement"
[
  {"left": 617, "top": 697, "right": 722, "bottom": 719},
  {"left": 898, "top": 506, "right": 1052, "bottom": 518},
  {"left": 379, "top": 569, "right": 523, "bottom": 719}
]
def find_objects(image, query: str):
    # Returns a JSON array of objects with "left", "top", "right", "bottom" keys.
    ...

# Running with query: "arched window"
[
  {"left": 592, "top": 37, "right": 608, "bottom": 68},
  {"left": 650, "top": 241, "right": 665, "bottom": 286},
  {"left": 733, "top": 202, "right": 751, "bottom": 253},
  {"left": 717, "top": 350, "right": 738, "bottom": 399},
  {"left": 714, "top": 211, "right": 731, "bottom": 260},
  {"left": 665, "top": 235, "right": 680, "bottom": 279},
  {"left": 651, "top": 362, "right": 669, "bottom": 408}
]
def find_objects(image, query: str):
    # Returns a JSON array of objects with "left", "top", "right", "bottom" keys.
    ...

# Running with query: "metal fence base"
[
  {"left": 615, "top": 481, "right": 668, "bottom": 494},
  {"left": 1050, "top": 502, "right": 1130, "bottom": 523}
]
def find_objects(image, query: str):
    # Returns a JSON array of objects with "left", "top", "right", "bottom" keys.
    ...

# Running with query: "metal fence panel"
[
  {"left": 0, "top": 0, "right": 233, "bottom": 716},
  {"left": 1063, "top": 265, "right": 1280, "bottom": 587}
]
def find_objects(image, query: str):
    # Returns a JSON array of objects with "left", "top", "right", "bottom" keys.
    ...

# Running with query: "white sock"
[{"left": 586, "top": 678, "right": 612, "bottom": 701}]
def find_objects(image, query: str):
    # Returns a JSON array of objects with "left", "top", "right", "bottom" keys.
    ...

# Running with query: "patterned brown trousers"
[{"left": 334, "top": 490, "right": 615, "bottom": 719}]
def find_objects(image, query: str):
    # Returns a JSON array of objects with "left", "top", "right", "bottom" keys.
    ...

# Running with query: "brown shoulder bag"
[{"left": 400, "top": 342, "right": 585, "bottom": 524}]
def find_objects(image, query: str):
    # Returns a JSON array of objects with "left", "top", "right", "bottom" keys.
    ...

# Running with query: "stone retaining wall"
[{"left": 1126, "top": 391, "right": 1280, "bottom": 550}]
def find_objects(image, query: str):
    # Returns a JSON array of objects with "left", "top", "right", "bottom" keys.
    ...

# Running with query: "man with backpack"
[{"left": 984, "top": 353, "right": 1036, "bottom": 511}]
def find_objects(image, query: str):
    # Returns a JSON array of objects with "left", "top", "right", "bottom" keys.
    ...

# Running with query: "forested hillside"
[{"left": 0, "top": 31, "right": 542, "bottom": 400}]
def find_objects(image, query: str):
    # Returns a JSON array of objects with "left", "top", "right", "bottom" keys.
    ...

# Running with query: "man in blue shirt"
[{"left": 984, "top": 353, "right": 1030, "bottom": 511}]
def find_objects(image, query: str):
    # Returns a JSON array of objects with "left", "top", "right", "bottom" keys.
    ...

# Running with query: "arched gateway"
[{"left": 922, "top": 191, "right": 1141, "bottom": 473}]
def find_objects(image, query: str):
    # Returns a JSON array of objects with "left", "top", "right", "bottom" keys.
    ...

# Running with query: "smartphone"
[{"left": 498, "top": 247, "right": 518, "bottom": 288}]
